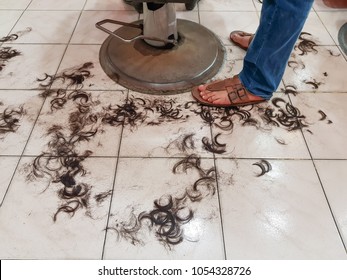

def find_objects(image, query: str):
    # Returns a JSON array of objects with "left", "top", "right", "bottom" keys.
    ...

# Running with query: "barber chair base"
[{"left": 99, "top": 19, "right": 225, "bottom": 95}]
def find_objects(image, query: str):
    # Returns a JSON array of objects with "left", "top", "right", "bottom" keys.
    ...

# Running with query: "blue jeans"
[{"left": 239, "top": 0, "right": 314, "bottom": 99}]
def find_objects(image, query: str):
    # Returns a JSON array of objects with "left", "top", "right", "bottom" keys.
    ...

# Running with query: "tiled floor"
[{"left": 0, "top": 0, "right": 346, "bottom": 260}]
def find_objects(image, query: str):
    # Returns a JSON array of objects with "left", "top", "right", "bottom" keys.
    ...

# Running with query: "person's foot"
[
  {"left": 191, "top": 75, "right": 265, "bottom": 107},
  {"left": 229, "top": 31, "right": 254, "bottom": 51}
]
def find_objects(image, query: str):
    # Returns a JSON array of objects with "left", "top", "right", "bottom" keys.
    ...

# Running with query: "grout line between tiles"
[
  {"left": 209, "top": 120, "right": 227, "bottom": 260},
  {"left": 101, "top": 90, "right": 129, "bottom": 260}
]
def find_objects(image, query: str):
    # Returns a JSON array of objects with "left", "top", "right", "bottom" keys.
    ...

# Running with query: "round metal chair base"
[
  {"left": 338, "top": 22, "right": 347, "bottom": 56},
  {"left": 99, "top": 19, "right": 225, "bottom": 95}
]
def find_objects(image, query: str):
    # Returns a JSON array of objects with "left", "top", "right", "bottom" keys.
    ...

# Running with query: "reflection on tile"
[
  {"left": 57, "top": 44, "right": 125, "bottom": 91},
  {"left": 200, "top": 11, "right": 259, "bottom": 45},
  {"left": 12, "top": 11, "right": 80, "bottom": 44},
  {"left": 0, "top": 156, "right": 19, "bottom": 205},
  {"left": 0, "top": 156, "right": 117, "bottom": 259},
  {"left": 283, "top": 45, "right": 346, "bottom": 92},
  {"left": 71, "top": 10, "right": 139, "bottom": 44},
  {"left": 0, "top": 90, "right": 43, "bottom": 155},
  {"left": 315, "top": 160, "right": 347, "bottom": 247},
  {"left": 24, "top": 88, "right": 126, "bottom": 157},
  {"left": 0, "top": 44, "right": 66, "bottom": 89},
  {"left": 103, "top": 157, "right": 224, "bottom": 259},
  {"left": 119, "top": 92, "right": 213, "bottom": 158},
  {"left": 217, "top": 159, "right": 346, "bottom": 259},
  {"left": 290, "top": 92, "right": 347, "bottom": 159}
]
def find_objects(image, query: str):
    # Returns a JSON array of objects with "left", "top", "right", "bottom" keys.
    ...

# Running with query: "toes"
[
  {"left": 198, "top": 84, "right": 206, "bottom": 92},
  {"left": 200, "top": 91, "right": 215, "bottom": 101}
]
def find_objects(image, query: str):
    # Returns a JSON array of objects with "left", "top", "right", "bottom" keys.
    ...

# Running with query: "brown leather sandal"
[
  {"left": 191, "top": 76, "right": 265, "bottom": 108},
  {"left": 229, "top": 30, "right": 254, "bottom": 51}
]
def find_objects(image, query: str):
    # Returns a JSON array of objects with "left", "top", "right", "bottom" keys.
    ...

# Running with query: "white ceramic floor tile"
[
  {"left": 103, "top": 157, "right": 225, "bottom": 259},
  {"left": 0, "top": 44, "right": 66, "bottom": 89},
  {"left": 119, "top": 92, "right": 213, "bottom": 158},
  {"left": 12, "top": 11, "right": 81, "bottom": 44},
  {"left": 71, "top": 10, "right": 139, "bottom": 44},
  {"left": 199, "top": 0, "right": 255, "bottom": 11},
  {"left": 0, "top": 90, "right": 43, "bottom": 155},
  {"left": 28, "top": 0, "right": 86, "bottom": 10},
  {"left": 0, "top": 156, "right": 19, "bottom": 205},
  {"left": 200, "top": 11, "right": 259, "bottom": 45},
  {"left": 315, "top": 160, "right": 347, "bottom": 248},
  {"left": 283, "top": 45, "right": 347, "bottom": 92},
  {"left": 317, "top": 11, "right": 347, "bottom": 47},
  {"left": 175, "top": 2, "right": 198, "bottom": 12},
  {"left": 0, "top": 156, "right": 117, "bottom": 259},
  {"left": 85, "top": 0, "right": 134, "bottom": 11},
  {"left": 217, "top": 158, "right": 346, "bottom": 259},
  {"left": 302, "top": 12, "right": 337, "bottom": 45},
  {"left": 0, "top": 0, "right": 32, "bottom": 10},
  {"left": 56, "top": 44, "right": 126, "bottom": 91},
  {"left": 290, "top": 92, "right": 347, "bottom": 159},
  {"left": 0, "top": 11, "right": 23, "bottom": 36},
  {"left": 24, "top": 88, "right": 126, "bottom": 157}
]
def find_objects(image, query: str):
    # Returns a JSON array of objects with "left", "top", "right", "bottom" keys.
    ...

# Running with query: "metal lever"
[{"left": 95, "top": 19, "right": 178, "bottom": 45}]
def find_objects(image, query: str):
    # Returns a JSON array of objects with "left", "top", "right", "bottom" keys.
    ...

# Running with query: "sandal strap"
[
  {"left": 227, "top": 85, "right": 250, "bottom": 104},
  {"left": 205, "top": 78, "right": 251, "bottom": 104},
  {"left": 205, "top": 78, "right": 235, "bottom": 91}
]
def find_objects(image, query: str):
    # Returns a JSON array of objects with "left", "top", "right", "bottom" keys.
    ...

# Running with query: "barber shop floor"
[{"left": 0, "top": 0, "right": 347, "bottom": 260}]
